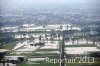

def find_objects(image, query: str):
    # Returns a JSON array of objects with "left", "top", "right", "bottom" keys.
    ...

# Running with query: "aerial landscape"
[{"left": 0, "top": 0, "right": 100, "bottom": 66}]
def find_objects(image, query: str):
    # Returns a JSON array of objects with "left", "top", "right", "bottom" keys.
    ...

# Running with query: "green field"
[{"left": 4, "top": 41, "right": 17, "bottom": 49}]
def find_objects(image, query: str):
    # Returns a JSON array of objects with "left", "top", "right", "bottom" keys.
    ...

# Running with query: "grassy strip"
[
  {"left": 65, "top": 44, "right": 95, "bottom": 47},
  {"left": 38, "top": 49, "right": 59, "bottom": 51},
  {"left": 31, "top": 52, "right": 59, "bottom": 58}
]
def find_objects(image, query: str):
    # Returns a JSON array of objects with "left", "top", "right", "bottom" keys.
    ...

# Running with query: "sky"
[{"left": 0, "top": 0, "right": 99, "bottom": 7}]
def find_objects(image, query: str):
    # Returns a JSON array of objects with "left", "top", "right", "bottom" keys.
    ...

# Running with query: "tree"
[
  {"left": 45, "top": 34, "right": 48, "bottom": 40},
  {"left": 66, "top": 25, "right": 68, "bottom": 30},
  {"left": 65, "top": 37, "right": 70, "bottom": 42},
  {"left": 18, "top": 57, "right": 24, "bottom": 63},
  {"left": 60, "top": 25, "right": 63, "bottom": 30}
]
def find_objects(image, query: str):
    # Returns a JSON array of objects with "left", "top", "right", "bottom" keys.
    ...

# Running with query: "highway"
[{"left": 60, "top": 32, "right": 65, "bottom": 66}]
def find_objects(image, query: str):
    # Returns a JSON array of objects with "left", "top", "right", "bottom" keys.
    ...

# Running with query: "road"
[{"left": 60, "top": 33, "right": 65, "bottom": 66}]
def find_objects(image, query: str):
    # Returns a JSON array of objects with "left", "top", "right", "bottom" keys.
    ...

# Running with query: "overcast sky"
[{"left": 0, "top": 0, "right": 99, "bottom": 7}]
